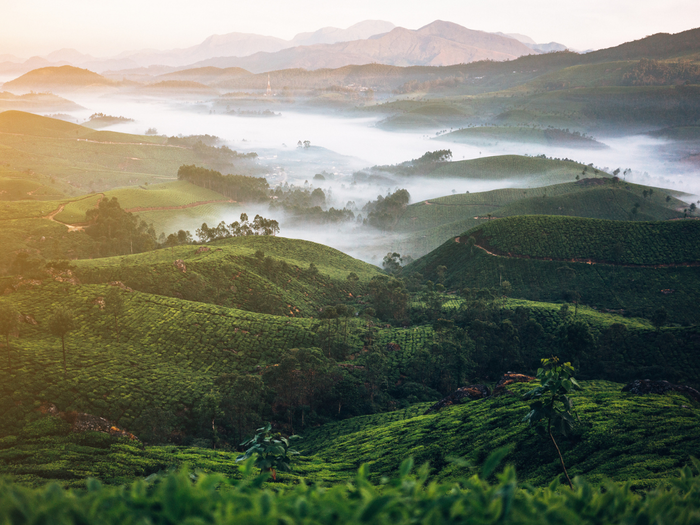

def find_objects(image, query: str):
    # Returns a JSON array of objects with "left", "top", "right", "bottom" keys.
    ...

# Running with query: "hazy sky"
[{"left": 2, "top": 0, "right": 699, "bottom": 58}]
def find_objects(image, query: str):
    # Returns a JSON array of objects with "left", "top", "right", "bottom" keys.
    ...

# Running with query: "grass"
[
  {"left": 53, "top": 194, "right": 103, "bottom": 223},
  {"left": 105, "top": 181, "right": 230, "bottom": 210}
]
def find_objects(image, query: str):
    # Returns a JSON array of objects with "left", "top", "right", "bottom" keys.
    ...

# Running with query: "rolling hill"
[
  {"left": 405, "top": 215, "right": 700, "bottom": 323},
  {"left": 74, "top": 235, "right": 382, "bottom": 316},
  {"left": 2, "top": 66, "right": 118, "bottom": 94},
  {"left": 0, "top": 111, "right": 255, "bottom": 195}
]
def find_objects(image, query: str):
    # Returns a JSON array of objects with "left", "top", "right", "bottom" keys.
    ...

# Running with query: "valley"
[{"left": 0, "top": 16, "right": 699, "bottom": 523}]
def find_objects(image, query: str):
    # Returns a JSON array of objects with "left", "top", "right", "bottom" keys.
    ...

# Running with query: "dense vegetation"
[
  {"left": 177, "top": 165, "right": 269, "bottom": 202},
  {"left": 407, "top": 216, "right": 700, "bottom": 325},
  {"left": 3, "top": 456, "right": 700, "bottom": 524},
  {"left": 467, "top": 216, "right": 700, "bottom": 265}
]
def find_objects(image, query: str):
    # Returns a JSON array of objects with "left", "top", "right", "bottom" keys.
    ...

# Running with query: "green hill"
[
  {"left": 465, "top": 215, "right": 700, "bottom": 265},
  {"left": 429, "top": 155, "right": 599, "bottom": 184},
  {"left": 3, "top": 66, "right": 116, "bottom": 91},
  {"left": 391, "top": 179, "right": 684, "bottom": 259},
  {"left": 75, "top": 235, "right": 381, "bottom": 316},
  {"left": 299, "top": 380, "right": 700, "bottom": 488},
  {"left": 406, "top": 216, "right": 700, "bottom": 323},
  {"left": 436, "top": 126, "right": 607, "bottom": 148},
  {"left": 0, "top": 111, "right": 255, "bottom": 195}
]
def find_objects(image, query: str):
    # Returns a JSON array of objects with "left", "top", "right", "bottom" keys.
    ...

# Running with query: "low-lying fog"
[{"left": 59, "top": 96, "right": 700, "bottom": 264}]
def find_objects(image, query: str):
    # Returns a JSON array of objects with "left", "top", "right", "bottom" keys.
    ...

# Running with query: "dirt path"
[
  {"left": 124, "top": 199, "right": 235, "bottom": 213},
  {"left": 42, "top": 193, "right": 104, "bottom": 232},
  {"left": 454, "top": 236, "right": 700, "bottom": 269},
  {"left": 43, "top": 204, "right": 84, "bottom": 231}
]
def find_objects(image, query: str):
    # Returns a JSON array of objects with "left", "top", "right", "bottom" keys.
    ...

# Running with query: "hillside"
[
  {"left": 299, "top": 380, "right": 700, "bottom": 487},
  {"left": 390, "top": 179, "right": 685, "bottom": 258},
  {"left": 406, "top": 216, "right": 700, "bottom": 323},
  {"left": 465, "top": 215, "right": 700, "bottom": 265},
  {"left": 2, "top": 66, "right": 117, "bottom": 94},
  {"left": 74, "top": 235, "right": 381, "bottom": 316},
  {"left": 435, "top": 126, "right": 607, "bottom": 148},
  {"left": 0, "top": 111, "right": 256, "bottom": 194}
]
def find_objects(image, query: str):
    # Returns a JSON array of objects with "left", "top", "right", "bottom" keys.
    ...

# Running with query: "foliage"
[
  {"left": 4, "top": 451, "right": 700, "bottom": 524},
  {"left": 177, "top": 164, "right": 269, "bottom": 202},
  {"left": 368, "top": 275, "right": 409, "bottom": 321},
  {"left": 467, "top": 215, "right": 700, "bottom": 265},
  {"left": 48, "top": 307, "right": 75, "bottom": 373},
  {"left": 622, "top": 58, "right": 700, "bottom": 86},
  {"left": 415, "top": 149, "right": 453, "bottom": 163},
  {"left": 236, "top": 423, "right": 300, "bottom": 479},
  {"left": 195, "top": 213, "right": 280, "bottom": 242},
  {"left": 523, "top": 357, "right": 582, "bottom": 488},
  {"left": 363, "top": 189, "right": 410, "bottom": 230},
  {"left": 85, "top": 197, "right": 157, "bottom": 256}
]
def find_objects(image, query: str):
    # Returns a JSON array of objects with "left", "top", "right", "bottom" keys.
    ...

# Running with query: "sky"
[{"left": 1, "top": 0, "right": 699, "bottom": 58}]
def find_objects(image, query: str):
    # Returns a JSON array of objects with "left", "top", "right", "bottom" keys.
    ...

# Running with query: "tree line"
[{"left": 177, "top": 165, "right": 269, "bottom": 202}]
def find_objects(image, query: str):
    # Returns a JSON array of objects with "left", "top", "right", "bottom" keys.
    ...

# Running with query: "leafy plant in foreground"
[
  {"left": 523, "top": 356, "right": 581, "bottom": 489},
  {"left": 236, "top": 423, "right": 300, "bottom": 480}
]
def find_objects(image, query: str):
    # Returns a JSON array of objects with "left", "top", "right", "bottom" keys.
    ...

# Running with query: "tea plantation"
[
  {"left": 408, "top": 216, "right": 700, "bottom": 324},
  {"left": 74, "top": 235, "right": 382, "bottom": 315},
  {"left": 392, "top": 179, "right": 685, "bottom": 257}
]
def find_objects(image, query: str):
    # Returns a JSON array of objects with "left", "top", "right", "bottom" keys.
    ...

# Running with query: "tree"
[
  {"left": 236, "top": 423, "right": 300, "bottom": 480},
  {"left": 382, "top": 252, "right": 403, "bottom": 275},
  {"left": 104, "top": 288, "right": 125, "bottom": 342},
  {"left": 0, "top": 304, "right": 19, "bottom": 372},
  {"left": 522, "top": 357, "right": 581, "bottom": 489},
  {"left": 651, "top": 307, "right": 668, "bottom": 330},
  {"left": 216, "top": 373, "right": 268, "bottom": 445},
  {"left": 48, "top": 308, "right": 75, "bottom": 374}
]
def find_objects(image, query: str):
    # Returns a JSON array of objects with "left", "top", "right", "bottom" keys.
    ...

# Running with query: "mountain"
[
  {"left": 494, "top": 32, "right": 568, "bottom": 53},
  {"left": 89, "top": 20, "right": 396, "bottom": 71},
  {"left": 290, "top": 20, "right": 395, "bottom": 46},
  {"left": 191, "top": 21, "right": 538, "bottom": 73},
  {"left": 2, "top": 65, "right": 118, "bottom": 94}
]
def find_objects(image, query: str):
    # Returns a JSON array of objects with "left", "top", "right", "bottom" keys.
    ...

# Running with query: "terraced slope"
[
  {"left": 391, "top": 179, "right": 685, "bottom": 258},
  {"left": 299, "top": 380, "right": 700, "bottom": 488},
  {"left": 75, "top": 236, "right": 382, "bottom": 315},
  {"left": 2, "top": 380, "right": 699, "bottom": 490},
  {"left": 467, "top": 216, "right": 700, "bottom": 265},
  {"left": 406, "top": 216, "right": 700, "bottom": 323}
]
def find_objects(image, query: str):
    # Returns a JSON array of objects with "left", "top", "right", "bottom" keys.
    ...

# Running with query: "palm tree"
[{"left": 48, "top": 308, "right": 75, "bottom": 374}]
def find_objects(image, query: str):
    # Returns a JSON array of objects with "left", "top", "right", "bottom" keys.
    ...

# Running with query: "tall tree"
[
  {"left": 0, "top": 304, "right": 19, "bottom": 372},
  {"left": 48, "top": 308, "right": 75, "bottom": 374}
]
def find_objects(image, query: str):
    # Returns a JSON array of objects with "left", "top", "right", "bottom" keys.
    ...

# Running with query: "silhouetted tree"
[{"left": 48, "top": 308, "right": 75, "bottom": 374}]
